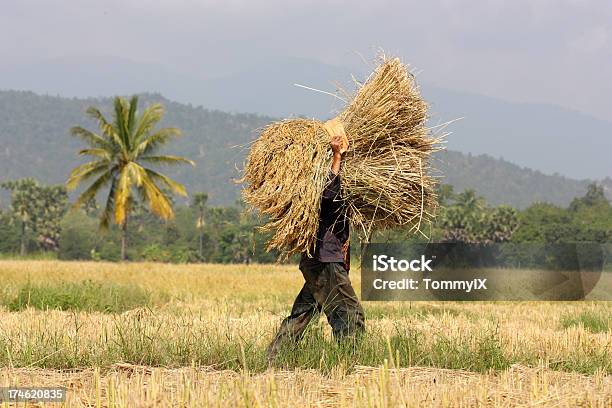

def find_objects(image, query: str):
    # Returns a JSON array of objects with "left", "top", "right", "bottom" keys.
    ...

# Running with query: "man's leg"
[
  {"left": 266, "top": 283, "right": 319, "bottom": 361},
  {"left": 304, "top": 262, "right": 365, "bottom": 339}
]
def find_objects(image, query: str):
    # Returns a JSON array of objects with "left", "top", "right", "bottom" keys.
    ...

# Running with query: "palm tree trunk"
[
  {"left": 20, "top": 221, "right": 26, "bottom": 257},
  {"left": 120, "top": 220, "right": 128, "bottom": 261}
]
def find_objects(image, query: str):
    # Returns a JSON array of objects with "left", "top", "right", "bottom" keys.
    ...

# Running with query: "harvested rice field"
[{"left": 0, "top": 260, "right": 610, "bottom": 407}]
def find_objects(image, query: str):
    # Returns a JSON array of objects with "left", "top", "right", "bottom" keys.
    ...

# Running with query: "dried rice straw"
[{"left": 241, "top": 55, "right": 444, "bottom": 257}]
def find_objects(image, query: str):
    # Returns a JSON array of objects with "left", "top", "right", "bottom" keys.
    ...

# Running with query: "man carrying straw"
[
  {"left": 243, "top": 55, "right": 441, "bottom": 361},
  {"left": 266, "top": 134, "right": 365, "bottom": 361}
]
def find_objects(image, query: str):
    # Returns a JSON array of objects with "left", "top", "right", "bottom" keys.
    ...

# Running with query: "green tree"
[
  {"left": 67, "top": 95, "right": 194, "bottom": 260},
  {"left": 58, "top": 211, "right": 99, "bottom": 260},
  {"left": 480, "top": 205, "right": 519, "bottom": 243},
  {"left": 79, "top": 197, "right": 99, "bottom": 217},
  {"left": 512, "top": 203, "right": 570, "bottom": 242},
  {"left": 1, "top": 178, "right": 39, "bottom": 255},
  {"left": 34, "top": 185, "right": 68, "bottom": 250},
  {"left": 1, "top": 179, "right": 68, "bottom": 254},
  {"left": 235, "top": 200, "right": 257, "bottom": 264},
  {"left": 440, "top": 189, "right": 518, "bottom": 243},
  {"left": 436, "top": 184, "right": 456, "bottom": 207},
  {"left": 569, "top": 183, "right": 608, "bottom": 212},
  {"left": 455, "top": 190, "right": 485, "bottom": 213},
  {"left": 513, "top": 183, "right": 611, "bottom": 244},
  {"left": 568, "top": 183, "right": 611, "bottom": 243},
  {"left": 191, "top": 192, "right": 208, "bottom": 259},
  {"left": 0, "top": 209, "right": 21, "bottom": 253},
  {"left": 439, "top": 189, "right": 483, "bottom": 242}
]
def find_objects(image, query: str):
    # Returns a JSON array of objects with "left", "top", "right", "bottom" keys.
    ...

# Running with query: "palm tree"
[
  {"left": 1, "top": 179, "right": 38, "bottom": 256},
  {"left": 455, "top": 190, "right": 484, "bottom": 213},
  {"left": 191, "top": 192, "right": 208, "bottom": 259},
  {"left": 67, "top": 95, "right": 194, "bottom": 260}
]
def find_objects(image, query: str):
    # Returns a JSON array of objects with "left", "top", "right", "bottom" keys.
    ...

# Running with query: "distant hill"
[
  {"left": 0, "top": 90, "right": 606, "bottom": 209},
  {"left": 1, "top": 56, "right": 611, "bottom": 180},
  {"left": 434, "top": 151, "right": 609, "bottom": 208}
]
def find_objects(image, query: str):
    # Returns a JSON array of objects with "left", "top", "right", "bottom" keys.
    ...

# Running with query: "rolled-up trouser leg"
[
  {"left": 267, "top": 284, "right": 319, "bottom": 360},
  {"left": 302, "top": 262, "right": 365, "bottom": 339}
]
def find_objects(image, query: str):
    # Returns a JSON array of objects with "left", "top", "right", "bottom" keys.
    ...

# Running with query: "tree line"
[{"left": 1, "top": 178, "right": 609, "bottom": 263}]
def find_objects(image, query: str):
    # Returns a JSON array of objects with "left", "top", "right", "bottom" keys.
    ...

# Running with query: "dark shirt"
[{"left": 299, "top": 171, "right": 350, "bottom": 270}]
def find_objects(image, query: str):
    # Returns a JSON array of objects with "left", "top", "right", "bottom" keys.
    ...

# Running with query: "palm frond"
[
  {"left": 86, "top": 107, "right": 124, "bottom": 150},
  {"left": 139, "top": 155, "right": 195, "bottom": 167},
  {"left": 135, "top": 184, "right": 148, "bottom": 204},
  {"left": 127, "top": 95, "right": 139, "bottom": 134},
  {"left": 113, "top": 165, "right": 132, "bottom": 226},
  {"left": 70, "top": 127, "right": 113, "bottom": 150},
  {"left": 72, "top": 170, "right": 113, "bottom": 210},
  {"left": 66, "top": 160, "right": 110, "bottom": 190},
  {"left": 114, "top": 97, "right": 131, "bottom": 150},
  {"left": 100, "top": 177, "right": 118, "bottom": 230},
  {"left": 137, "top": 166, "right": 174, "bottom": 220},
  {"left": 134, "top": 127, "right": 182, "bottom": 157},
  {"left": 133, "top": 103, "right": 165, "bottom": 147},
  {"left": 144, "top": 168, "right": 188, "bottom": 196},
  {"left": 78, "top": 148, "right": 112, "bottom": 161},
  {"left": 127, "top": 162, "right": 144, "bottom": 188}
]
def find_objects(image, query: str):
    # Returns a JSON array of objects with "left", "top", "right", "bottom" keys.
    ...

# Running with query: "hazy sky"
[{"left": 1, "top": 0, "right": 611, "bottom": 121}]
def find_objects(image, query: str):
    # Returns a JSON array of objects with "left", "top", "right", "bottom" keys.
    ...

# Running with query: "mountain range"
[{"left": 1, "top": 55, "right": 610, "bottom": 181}]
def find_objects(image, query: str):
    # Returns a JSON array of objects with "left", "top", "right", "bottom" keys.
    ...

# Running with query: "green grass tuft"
[
  {"left": 5, "top": 280, "right": 158, "bottom": 313},
  {"left": 271, "top": 325, "right": 511, "bottom": 374},
  {"left": 365, "top": 305, "right": 469, "bottom": 320},
  {"left": 561, "top": 310, "right": 611, "bottom": 333}
]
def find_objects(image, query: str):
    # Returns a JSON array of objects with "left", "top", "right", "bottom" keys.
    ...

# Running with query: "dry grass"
[
  {"left": 2, "top": 364, "right": 610, "bottom": 407},
  {"left": 242, "top": 56, "right": 442, "bottom": 257},
  {"left": 0, "top": 260, "right": 610, "bottom": 407}
]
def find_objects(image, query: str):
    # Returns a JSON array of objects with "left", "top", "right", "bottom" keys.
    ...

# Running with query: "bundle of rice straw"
[{"left": 242, "top": 55, "right": 443, "bottom": 257}]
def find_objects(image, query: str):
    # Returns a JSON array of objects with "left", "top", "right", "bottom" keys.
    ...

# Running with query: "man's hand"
[
  {"left": 331, "top": 135, "right": 343, "bottom": 157},
  {"left": 330, "top": 135, "right": 342, "bottom": 175}
]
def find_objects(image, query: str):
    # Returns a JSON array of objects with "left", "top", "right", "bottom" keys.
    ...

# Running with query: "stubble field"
[{"left": 0, "top": 260, "right": 610, "bottom": 407}]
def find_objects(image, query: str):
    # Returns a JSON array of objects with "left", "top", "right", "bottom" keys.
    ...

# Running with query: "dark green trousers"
[{"left": 267, "top": 262, "right": 365, "bottom": 359}]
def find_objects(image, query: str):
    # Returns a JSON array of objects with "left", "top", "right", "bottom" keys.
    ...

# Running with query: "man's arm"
[
  {"left": 330, "top": 135, "right": 342, "bottom": 175},
  {"left": 322, "top": 136, "right": 343, "bottom": 201}
]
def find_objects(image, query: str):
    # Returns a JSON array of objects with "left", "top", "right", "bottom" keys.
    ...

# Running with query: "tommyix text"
[{"left": 371, "top": 255, "right": 488, "bottom": 293}]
